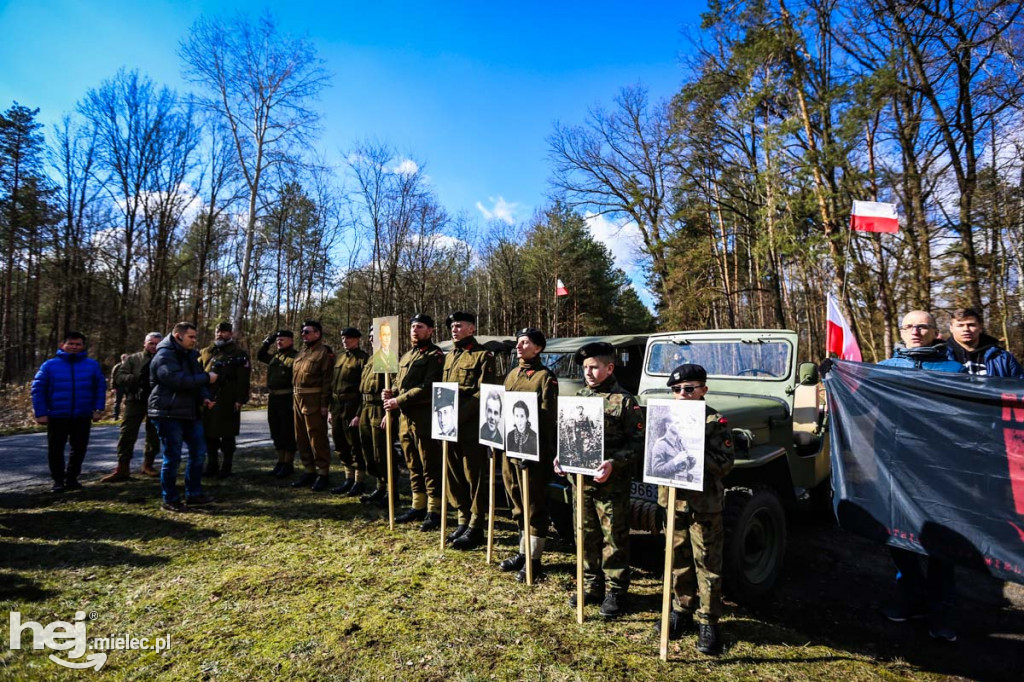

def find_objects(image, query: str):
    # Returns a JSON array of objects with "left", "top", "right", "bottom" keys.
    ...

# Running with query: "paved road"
[{"left": 0, "top": 410, "right": 271, "bottom": 493}]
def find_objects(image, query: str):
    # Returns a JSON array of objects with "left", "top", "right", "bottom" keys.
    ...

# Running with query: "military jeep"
[{"left": 547, "top": 330, "right": 829, "bottom": 602}]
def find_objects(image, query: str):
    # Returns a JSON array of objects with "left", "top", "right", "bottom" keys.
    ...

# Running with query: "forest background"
[{"left": 2, "top": 0, "right": 1023, "bottom": 384}]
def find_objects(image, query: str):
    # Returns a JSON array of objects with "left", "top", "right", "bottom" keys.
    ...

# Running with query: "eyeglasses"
[
  {"left": 899, "top": 324, "right": 934, "bottom": 333},
  {"left": 671, "top": 385, "right": 704, "bottom": 394},
  {"left": 300, "top": 329, "right": 316, "bottom": 335}
]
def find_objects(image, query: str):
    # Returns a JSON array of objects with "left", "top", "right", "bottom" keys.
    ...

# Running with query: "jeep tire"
[{"left": 723, "top": 486, "right": 787, "bottom": 601}]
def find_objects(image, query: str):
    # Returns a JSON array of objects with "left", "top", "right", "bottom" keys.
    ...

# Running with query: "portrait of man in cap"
[
  {"left": 432, "top": 383, "right": 458, "bottom": 441},
  {"left": 643, "top": 399, "right": 706, "bottom": 490}
]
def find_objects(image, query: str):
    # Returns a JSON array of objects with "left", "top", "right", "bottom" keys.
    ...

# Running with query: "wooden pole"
[
  {"left": 486, "top": 447, "right": 496, "bottom": 564},
  {"left": 659, "top": 487, "right": 678, "bottom": 661},
  {"left": 441, "top": 440, "right": 449, "bottom": 553},
  {"left": 523, "top": 465, "right": 533, "bottom": 585},
  {"left": 576, "top": 473, "right": 584, "bottom": 624},
  {"left": 385, "top": 373, "right": 395, "bottom": 530}
]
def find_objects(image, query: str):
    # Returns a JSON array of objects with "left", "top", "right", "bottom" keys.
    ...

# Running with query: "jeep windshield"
[
  {"left": 646, "top": 338, "right": 792, "bottom": 379},
  {"left": 540, "top": 352, "right": 581, "bottom": 381}
]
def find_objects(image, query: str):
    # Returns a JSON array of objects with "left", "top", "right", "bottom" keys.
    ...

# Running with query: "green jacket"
[
  {"left": 332, "top": 347, "right": 369, "bottom": 402},
  {"left": 113, "top": 350, "right": 155, "bottom": 415},
  {"left": 441, "top": 336, "right": 497, "bottom": 441},
  {"left": 257, "top": 344, "right": 298, "bottom": 391},
  {"left": 575, "top": 376, "right": 644, "bottom": 487},
  {"left": 199, "top": 340, "right": 251, "bottom": 437},
  {"left": 395, "top": 341, "right": 445, "bottom": 413}
]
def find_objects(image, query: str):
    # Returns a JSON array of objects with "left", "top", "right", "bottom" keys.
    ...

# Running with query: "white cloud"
[
  {"left": 475, "top": 196, "right": 518, "bottom": 225},
  {"left": 392, "top": 158, "right": 419, "bottom": 175},
  {"left": 584, "top": 212, "right": 656, "bottom": 311}
]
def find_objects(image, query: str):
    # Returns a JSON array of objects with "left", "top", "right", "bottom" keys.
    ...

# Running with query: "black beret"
[
  {"left": 302, "top": 320, "right": 322, "bottom": 333},
  {"left": 411, "top": 313, "right": 435, "bottom": 328},
  {"left": 576, "top": 342, "right": 615, "bottom": 362},
  {"left": 340, "top": 326, "right": 362, "bottom": 338},
  {"left": 433, "top": 386, "right": 456, "bottom": 410},
  {"left": 667, "top": 363, "right": 707, "bottom": 386},
  {"left": 516, "top": 327, "right": 546, "bottom": 350},
  {"left": 276, "top": 330, "right": 294, "bottom": 339},
  {"left": 445, "top": 311, "right": 476, "bottom": 326},
  {"left": 216, "top": 321, "right": 233, "bottom": 332}
]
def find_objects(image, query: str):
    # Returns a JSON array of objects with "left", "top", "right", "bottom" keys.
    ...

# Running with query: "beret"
[
  {"left": 433, "top": 386, "right": 456, "bottom": 410},
  {"left": 216, "top": 321, "right": 233, "bottom": 332},
  {"left": 411, "top": 313, "right": 435, "bottom": 328},
  {"left": 516, "top": 327, "right": 546, "bottom": 350},
  {"left": 445, "top": 311, "right": 476, "bottom": 326},
  {"left": 575, "top": 341, "right": 615, "bottom": 362},
  {"left": 667, "top": 363, "right": 707, "bottom": 386},
  {"left": 302, "top": 320, "right": 323, "bottom": 333},
  {"left": 340, "top": 326, "right": 362, "bottom": 338},
  {"left": 276, "top": 330, "right": 294, "bottom": 339}
]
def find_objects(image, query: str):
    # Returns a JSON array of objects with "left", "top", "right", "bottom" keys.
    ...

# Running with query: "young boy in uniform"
[
  {"left": 555, "top": 342, "right": 644, "bottom": 617},
  {"left": 656, "top": 363, "right": 735, "bottom": 654}
]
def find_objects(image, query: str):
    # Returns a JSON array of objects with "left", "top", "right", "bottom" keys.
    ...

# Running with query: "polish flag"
[
  {"left": 826, "top": 294, "right": 862, "bottom": 361},
  {"left": 850, "top": 200, "right": 899, "bottom": 233},
  {"left": 556, "top": 279, "right": 569, "bottom": 297}
]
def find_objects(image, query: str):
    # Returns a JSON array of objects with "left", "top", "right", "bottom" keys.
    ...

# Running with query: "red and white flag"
[
  {"left": 556, "top": 279, "right": 569, "bottom": 297},
  {"left": 850, "top": 200, "right": 898, "bottom": 233},
  {"left": 826, "top": 294, "right": 862, "bottom": 361}
]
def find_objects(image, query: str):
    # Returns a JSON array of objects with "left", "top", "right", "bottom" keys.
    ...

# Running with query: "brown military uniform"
[
  {"left": 658, "top": 403, "right": 735, "bottom": 625},
  {"left": 358, "top": 355, "right": 393, "bottom": 490},
  {"left": 393, "top": 340, "right": 446, "bottom": 512},
  {"left": 292, "top": 338, "right": 334, "bottom": 475},
  {"left": 502, "top": 357, "right": 558, "bottom": 546},
  {"left": 331, "top": 347, "right": 370, "bottom": 480},
  {"left": 442, "top": 336, "right": 497, "bottom": 528}
]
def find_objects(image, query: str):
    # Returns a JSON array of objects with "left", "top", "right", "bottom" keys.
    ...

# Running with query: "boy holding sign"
[
  {"left": 554, "top": 342, "right": 644, "bottom": 618},
  {"left": 656, "top": 364, "right": 734, "bottom": 655}
]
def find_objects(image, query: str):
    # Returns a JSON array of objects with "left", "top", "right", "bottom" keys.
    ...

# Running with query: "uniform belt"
[
  {"left": 361, "top": 394, "right": 383, "bottom": 405},
  {"left": 269, "top": 388, "right": 292, "bottom": 396},
  {"left": 293, "top": 387, "right": 323, "bottom": 395},
  {"left": 334, "top": 393, "right": 359, "bottom": 401}
]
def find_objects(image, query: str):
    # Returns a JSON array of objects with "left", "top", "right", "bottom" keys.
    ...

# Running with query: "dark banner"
[{"left": 825, "top": 361, "right": 1024, "bottom": 585}]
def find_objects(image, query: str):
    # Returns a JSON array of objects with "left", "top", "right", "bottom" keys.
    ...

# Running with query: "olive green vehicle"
[{"left": 546, "top": 330, "right": 829, "bottom": 602}]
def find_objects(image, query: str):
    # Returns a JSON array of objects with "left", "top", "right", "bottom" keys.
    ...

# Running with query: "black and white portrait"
[
  {"left": 643, "top": 398, "right": 705, "bottom": 491},
  {"left": 556, "top": 396, "right": 604, "bottom": 475},
  {"left": 432, "top": 383, "right": 459, "bottom": 442},
  {"left": 504, "top": 391, "right": 539, "bottom": 461},
  {"left": 478, "top": 385, "right": 505, "bottom": 449}
]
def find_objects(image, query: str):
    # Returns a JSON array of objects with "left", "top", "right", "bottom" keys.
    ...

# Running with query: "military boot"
[
  {"left": 141, "top": 454, "right": 160, "bottom": 477},
  {"left": 697, "top": 624, "right": 722, "bottom": 655},
  {"left": 331, "top": 478, "right": 354, "bottom": 495},
  {"left": 100, "top": 461, "right": 133, "bottom": 483},
  {"left": 276, "top": 461, "right": 295, "bottom": 478},
  {"left": 451, "top": 526, "right": 484, "bottom": 550},
  {"left": 291, "top": 472, "right": 317, "bottom": 488}
]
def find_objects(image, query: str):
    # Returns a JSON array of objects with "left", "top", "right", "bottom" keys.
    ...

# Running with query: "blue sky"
[{"left": 0, "top": 1, "right": 708, "bottom": 305}]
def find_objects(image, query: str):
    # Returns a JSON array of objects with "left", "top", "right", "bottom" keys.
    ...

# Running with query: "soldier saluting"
[
  {"left": 257, "top": 329, "right": 299, "bottom": 477},
  {"left": 199, "top": 322, "right": 251, "bottom": 478},
  {"left": 290, "top": 320, "right": 335, "bottom": 492}
]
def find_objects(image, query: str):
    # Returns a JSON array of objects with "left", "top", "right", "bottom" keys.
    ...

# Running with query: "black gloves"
[
  {"left": 262, "top": 333, "right": 277, "bottom": 347},
  {"left": 818, "top": 358, "right": 834, "bottom": 378}
]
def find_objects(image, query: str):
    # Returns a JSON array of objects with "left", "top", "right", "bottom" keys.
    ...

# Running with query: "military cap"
[
  {"left": 340, "top": 326, "right": 362, "bottom": 338},
  {"left": 516, "top": 327, "right": 547, "bottom": 350},
  {"left": 433, "top": 386, "right": 456, "bottom": 410},
  {"left": 302, "top": 320, "right": 323, "bottom": 333},
  {"left": 276, "top": 329, "right": 294, "bottom": 339},
  {"left": 575, "top": 341, "right": 615, "bottom": 362},
  {"left": 216, "top": 321, "right": 233, "bottom": 332},
  {"left": 411, "top": 313, "right": 435, "bottom": 328},
  {"left": 445, "top": 311, "right": 476, "bottom": 326},
  {"left": 667, "top": 363, "right": 707, "bottom": 386}
]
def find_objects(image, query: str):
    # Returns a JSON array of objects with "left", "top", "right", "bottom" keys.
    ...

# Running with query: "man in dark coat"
[{"left": 199, "top": 322, "right": 251, "bottom": 477}]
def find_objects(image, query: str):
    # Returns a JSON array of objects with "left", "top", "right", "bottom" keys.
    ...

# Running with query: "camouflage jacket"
[
  {"left": 256, "top": 344, "right": 298, "bottom": 391},
  {"left": 503, "top": 357, "right": 558, "bottom": 460},
  {"left": 658, "top": 403, "right": 735, "bottom": 514},
  {"left": 575, "top": 376, "right": 644, "bottom": 486},
  {"left": 394, "top": 341, "right": 444, "bottom": 412},
  {"left": 442, "top": 336, "right": 497, "bottom": 438},
  {"left": 199, "top": 341, "right": 251, "bottom": 407},
  {"left": 332, "top": 347, "right": 369, "bottom": 404}
]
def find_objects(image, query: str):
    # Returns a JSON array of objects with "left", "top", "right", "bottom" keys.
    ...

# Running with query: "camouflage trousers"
[
  {"left": 670, "top": 508, "right": 724, "bottom": 625},
  {"left": 571, "top": 479, "right": 631, "bottom": 593},
  {"left": 357, "top": 403, "right": 392, "bottom": 485},
  {"left": 331, "top": 398, "right": 365, "bottom": 474},
  {"left": 399, "top": 409, "right": 443, "bottom": 513}
]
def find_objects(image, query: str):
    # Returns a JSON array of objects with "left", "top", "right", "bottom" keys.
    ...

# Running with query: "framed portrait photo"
[
  {"left": 642, "top": 398, "right": 706, "bottom": 491},
  {"left": 372, "top": 315, "right": 400, "bottom": 374},
  {"left": 556, "top": 396, "right": 605, "bottom": 476},
  {"left": 431, "top": 382, "right": 459, "bottom": 442},
  {"left": 504, "top": 391, "right": 539, "bottom": 461},
  {"left": 479, "top": 384, "right": 505, "bottom": 449}
]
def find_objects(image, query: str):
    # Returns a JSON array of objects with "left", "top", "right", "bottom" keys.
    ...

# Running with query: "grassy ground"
[{"left": 0, "top": 448, "right": 999, "bottom": 681}]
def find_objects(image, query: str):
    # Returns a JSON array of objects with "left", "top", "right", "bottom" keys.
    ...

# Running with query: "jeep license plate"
[{"left": 630, "top": 481, "right": 659, "bottom": 503}]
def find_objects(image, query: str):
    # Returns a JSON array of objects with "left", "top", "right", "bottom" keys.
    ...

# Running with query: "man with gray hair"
[{"left": 102, "top": 332, "right": 164, "bottom": 482}]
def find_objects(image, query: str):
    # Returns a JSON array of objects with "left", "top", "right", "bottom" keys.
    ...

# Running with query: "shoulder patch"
[{"left": 718, "top": 417, "right": 728, "bottom": 425}]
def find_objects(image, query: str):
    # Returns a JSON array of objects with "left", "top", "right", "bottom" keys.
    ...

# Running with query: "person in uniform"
[
  {"left": 199, "top": 322, "right": 251, "bottom": 478},
  {"left": 111, "top": 354, "right": 127, "bottom": 421},
  {"left": 441, "top": 311, "right": 497, "bottom": 550},
  {"left": 499, "top": 328, "right": 558, "bottom": 582},
  {"left": 101, "top": 332, "right": 163, "bottom": 482},
  {"left": 383, "top": 314, "right": 446, "bottom": 527},
  {"left": 357, "top": 329, "right": 394, "bottom": 505},
  {"left": 654, "top": 364, "right": 734, "bottom": 655},
  {"left": 330, "top": 327, "right": 370, "bottom": 496},
  {"left": 290, "top": 320, "right": 334, "bottom": 491},
  {"left": 478, "top": 389, "right": 504, "bottom": 447},
  {"left": 554, "top": 341, "right": 644, "bottom": 618},
  {"left": 257, "top": 329, "right": 298, "bottom": 477}
]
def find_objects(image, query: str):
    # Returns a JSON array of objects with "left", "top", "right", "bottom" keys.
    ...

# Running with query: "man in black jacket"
[{"left": 149, "top": 322, "right": 219, "bottom": 512}]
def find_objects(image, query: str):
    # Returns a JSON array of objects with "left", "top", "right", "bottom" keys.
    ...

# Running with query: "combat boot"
[
  {"left": 419, "top": 512, "right": 442, "bottom": 531},
  {"left": 276, "top": 461, "right": 294, "bottom": 478},
  {"left": 451, "top": 526, "right": 484, "bottom": 550},
  {"left": 310, "top": 474, "right": 330, "bottom": 492},
  {"left": 291, "top": 472, "right": 316, "bottom": 488},
  {"left": 269, "top": 462, "right": 284, "bottom": 477},
  {"left": 499, "top": 553, "right": 526, "bottom": 572},
  {"left": 141, "top": 454, "right": 160, "bottom": 477},
  {"left": 100, "top": 461, "right": 133, "bottom": 483},
  {"left": 516, "top": 560, "right": 544, "bottom": 583},
  {"left": 697, "top": 624, "right": 722, "bottom": 655},
  {"left": 331, "top": 478, "right": 354, "bottom": 495},
  {"left": 446, "top": 524, "right": 469, "bottom": 544},
  {"left": 346, "top": 480, "right": 367, "bottom": 497},
  {"left": 653, "top": 610, "right": 690, "bottom": 640},
  {"left": 599, "top": 590, "right": 628, "bottom": 618},
  {"left": 396, "top": 508, "right": 427, "bottom": 524},
  {"left": 567, "top": 588, "right": 604, "bottom": 608}
]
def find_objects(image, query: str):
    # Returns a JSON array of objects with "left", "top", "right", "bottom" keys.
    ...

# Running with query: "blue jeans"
[
  {"left": 890, "top": 546, "right": 956, "bottom": 613},
  {"left": 155, "top": 418, "right": 206, "bottom": 502}
]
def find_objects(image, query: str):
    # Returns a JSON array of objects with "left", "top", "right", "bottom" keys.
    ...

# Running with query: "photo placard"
[
  {"left": 556, "top": 396, "right": 605, "bottom": 475},
  {"left": 372, "top": 315, "right": 400, "bottom": 374},
  {"left": 431, "top": 382, "right": 459, "bottom": 442},
  {"left": 478, "top": 384, "right": 505, "bottom": 449},
  {"left": 642, "top": 398, "right": 706, "bottom": 491},
  {"left": 504, "top": 391, "right": 539, "bottom": 461}
]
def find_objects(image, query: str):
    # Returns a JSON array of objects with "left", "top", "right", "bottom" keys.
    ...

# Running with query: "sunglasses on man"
[{"left": 671, "top": 384, "right": 704, "bottom": 394}]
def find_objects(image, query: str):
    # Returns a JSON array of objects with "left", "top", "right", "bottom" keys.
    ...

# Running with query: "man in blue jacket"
[
  {"left": 878, "top": 310, "right": 964, "bottom": 643},
  {"left": 946, "top": 307, "right": 1024, "bottom": 378},
  {"left": 149, "top": 322, "right": 219, "bottom": 512},
  {"left": 31, "top": 331, "right": 106, "bottom": 493}
]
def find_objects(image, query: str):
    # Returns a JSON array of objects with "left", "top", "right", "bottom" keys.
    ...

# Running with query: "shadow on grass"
[
  {"left": 0, "top": 509, "right": 220, "bottom": 543},
  {"left": 0, "top": 572, "right": 55, "bottom": 601},
  {"left": 0, "top": 539, "right": 169, "bottom": 571}
]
